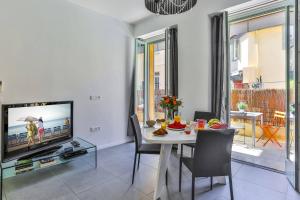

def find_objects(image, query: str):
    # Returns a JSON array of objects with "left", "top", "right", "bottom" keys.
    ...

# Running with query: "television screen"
[{"left": 2, "top": 101, "right": 73, "bottom": 162}]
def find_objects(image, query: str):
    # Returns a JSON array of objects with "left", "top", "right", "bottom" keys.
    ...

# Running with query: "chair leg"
[
  {"left": 257, "top": 125, "right": 266, "bottom": 143},
  {"left": 166, "top": 169, "right": 168, "bottom": 186},
  {"left": 192, "top": 175, "right": 195, "bottom": 200},
  {"left": 229, "top": 172, "right": 234, "bottom": 200},
  {"left": 243, "top": 128, "right": 246, "bottom": 144},
  {"left": 243, "top": 120, "right": 246, "bottom": 144},
  {"left": 132, "top": 153, "right": 137, "bottom": 184},
  {"left": 180, "top": 144, "right": 183, "bottom": 157},
  {"left": 210, "top": 177, "right": 213, "bottom": 190},
  {"left": 179, "top": 157, "right": 182, "bottom": 192},
  {"left": 256, "top": 134, "right": 264, "bottom": 143},
  {"left": 137, "top": 153, "right": 141, "bottom": 170}
]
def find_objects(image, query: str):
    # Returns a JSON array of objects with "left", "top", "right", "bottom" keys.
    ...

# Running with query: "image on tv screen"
[{"left": 7, "top": 104, "right": 72, "bottom": 153}]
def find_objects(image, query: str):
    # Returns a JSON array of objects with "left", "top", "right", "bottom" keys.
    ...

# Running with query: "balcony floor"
[{"left": 232, "top": 135, "right": 286, "bottom": 171}]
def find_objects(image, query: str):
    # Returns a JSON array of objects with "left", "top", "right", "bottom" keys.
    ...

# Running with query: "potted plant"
[
  {"left": 237, "top": 102, "right": 247, "bottom": 112},
  {"left": 160, "top": 96, "right": 183, "bottom": 120},
  {"left": 252, "top": 75, "right": 263, "bottom": 89}
]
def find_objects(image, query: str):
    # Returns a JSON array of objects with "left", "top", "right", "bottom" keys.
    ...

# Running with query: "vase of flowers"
[{"left": 160, "top": 96, "right": 183, "bottom": 121}]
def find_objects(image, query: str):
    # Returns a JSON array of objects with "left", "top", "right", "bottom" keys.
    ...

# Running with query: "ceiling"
[{"left": 68, "top": 0, "right": 154, "bottom": 24}]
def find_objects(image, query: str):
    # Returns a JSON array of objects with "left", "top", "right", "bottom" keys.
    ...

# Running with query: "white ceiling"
[{"left": 68, "top": 0, "right": 154, "bottom": 24}]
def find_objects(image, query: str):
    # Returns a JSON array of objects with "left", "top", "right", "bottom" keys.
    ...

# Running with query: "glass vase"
[{"left": 166, "top": 109, "right": 174, "bottom": 121}]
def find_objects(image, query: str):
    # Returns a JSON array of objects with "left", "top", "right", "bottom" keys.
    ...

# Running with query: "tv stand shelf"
[{"left": 0, "top": 137, "right": 97, "bottom": 199}]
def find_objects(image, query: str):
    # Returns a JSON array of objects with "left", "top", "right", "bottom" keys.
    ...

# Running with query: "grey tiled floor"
[{"left": 3, "top": 142, "right": 300, "bottom": 200}]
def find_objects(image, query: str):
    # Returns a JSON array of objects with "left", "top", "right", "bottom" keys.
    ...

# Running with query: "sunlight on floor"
[
  {"left": 232, "top": 135, "right": 285, "bottom": 171},
  {"left": 232, "top": 144, "right": 263, "bottom": 157}
]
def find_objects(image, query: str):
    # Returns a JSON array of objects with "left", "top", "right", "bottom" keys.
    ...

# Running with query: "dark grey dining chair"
[
  {"left": 181, "top": 111, "right": 217, "bottom": 157},
  {"left": 179, "top": 129, "right": 235, "bottom": 200},
  {"left": 130, "top": 114, "right": 168, "bottom": 185}
]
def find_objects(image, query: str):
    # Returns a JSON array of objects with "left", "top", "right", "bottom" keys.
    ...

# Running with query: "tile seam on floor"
[
  {"left": 112, "top": 171, "right": 154, "bottom": 198},
  {"left": 234, "top": 174, "right": 288, "bottom": 194},
  {"left": 62, "top": 167, "right": 120, "bottom": 195},
  {"left": 75, "top": 175, "right": 121, "bottom": 198},
  {"left": 232, "top": 161, "right": 244, "bottom": 176},
  {"left": 60, "top": 174, "right": 81, "bottom": 200}
]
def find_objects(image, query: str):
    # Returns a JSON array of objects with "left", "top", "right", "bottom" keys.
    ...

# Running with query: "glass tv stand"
[{"left": 0, "top": 137, "right": 97, "bottom": 199}]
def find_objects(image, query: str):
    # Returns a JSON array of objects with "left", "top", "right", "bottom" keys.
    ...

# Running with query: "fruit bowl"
[
  {"left": 208, "top": 118, "right": 228, "bottom": 129},
  {"left": 209, "top": 123, "right": 228, "bottom": 129},
  {"left": 168, "top": 121, "right": 186, "bottom": 131}
]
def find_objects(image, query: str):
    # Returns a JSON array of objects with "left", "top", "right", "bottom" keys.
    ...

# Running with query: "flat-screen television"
[{"left": 1, "top": 101, "right": 73, "bottom": 162}]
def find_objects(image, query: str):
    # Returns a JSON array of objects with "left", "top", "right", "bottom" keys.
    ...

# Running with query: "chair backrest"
[
  {"left": 193, "top": 129, "right": 235, "bottom": 177},
  {"left": 194, "top": 111, "right": 217, "bottom": 121},
  {"left": 130, "top": 114, "right": 143, "bottom": 151},
  {"left": 273, "top": 111, "right": 285, "bottom": 127}
]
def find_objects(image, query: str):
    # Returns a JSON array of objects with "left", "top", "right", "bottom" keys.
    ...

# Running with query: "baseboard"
[{"left": 98, "top": 137, "right": 133, "bottom": 150}]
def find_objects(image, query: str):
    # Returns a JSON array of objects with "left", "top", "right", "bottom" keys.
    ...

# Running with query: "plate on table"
[
  {"left": 167, "top": 127, "right": 185, "bottom": 131},
  {"left": 153, "top": 133, "right": 167, "bottom": 137}
]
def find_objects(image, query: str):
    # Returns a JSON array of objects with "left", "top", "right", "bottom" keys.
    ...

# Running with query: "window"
[
  {"left": 135, "top": 38, "right": 166, "bottom": 122},
  {"left": 135, "top": 41, "right": 145, "bottom": 122}
]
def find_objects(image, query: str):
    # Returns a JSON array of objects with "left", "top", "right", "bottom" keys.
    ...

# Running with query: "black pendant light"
[{"left": 145, "top": 0, "right": 197, "bottom": 15}]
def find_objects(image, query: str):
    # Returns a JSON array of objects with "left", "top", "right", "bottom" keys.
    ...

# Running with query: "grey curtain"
[
  {"left": 211, "top": 13, "right": 228, "bottom": 121},
  {"left": 127, "top": 66, "right": 135, "bottom": 136},
  {"left": 166, "top": 27, "right": 178, "bottom": 97}
]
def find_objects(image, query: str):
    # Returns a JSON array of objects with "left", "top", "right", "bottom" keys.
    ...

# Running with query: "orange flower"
[
  {"left": 173, "top": 100, "right": 177, "bottom": 105},
  {"left": 165, "top": 98, "right": 170, "bottom": 103}
]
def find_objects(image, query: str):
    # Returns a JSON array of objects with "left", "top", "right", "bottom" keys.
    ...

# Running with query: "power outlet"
[
  {"left": 90, "top": 96, "right": 101, "bottom": 101},
  {"left": 90, "top": 126, "right": 101, "bottom": 133}
]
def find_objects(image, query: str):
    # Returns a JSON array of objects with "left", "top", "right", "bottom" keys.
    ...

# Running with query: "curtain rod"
[
  {"left": 166, "top": 24, "right": 178, "bottom": 30},
  {"left": 208, "top": 12, "right": 224, "bottom": 18}
]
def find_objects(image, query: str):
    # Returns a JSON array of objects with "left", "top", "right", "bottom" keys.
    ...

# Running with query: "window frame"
[{"left": 135, "top": 36, "right": 166, "bottom": 123}]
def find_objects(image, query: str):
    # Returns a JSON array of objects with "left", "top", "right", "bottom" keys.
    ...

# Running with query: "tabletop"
[
  {"left": 230, "top": 111, "right": 263, "bottom": 118},
  {"left": 142, "top": 125, "right": 240, "bottom": 145},
  {"left": 142, "top": 127, "right": 196, "bottom": 144}
]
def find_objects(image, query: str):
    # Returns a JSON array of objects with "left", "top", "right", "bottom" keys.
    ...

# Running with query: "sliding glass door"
[
  {"left": 134, "top": 38, "right": 166, "bottom": 123},
  {"left": 135, "top": 39, "right": 146, "bottom": 123},
  {"left": 285, "top": 0, "right": 299, "bottom": 190},
  {"left": 227, "top": 0, "right": 299, "bottom": 191},
  {"left": 148, "top": 41, "right": 166, "bottom": 120}
]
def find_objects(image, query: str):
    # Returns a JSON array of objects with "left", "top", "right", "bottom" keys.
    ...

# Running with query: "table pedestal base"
[{"left": 153, "top": 144, "right": 172, "bottom": 200}]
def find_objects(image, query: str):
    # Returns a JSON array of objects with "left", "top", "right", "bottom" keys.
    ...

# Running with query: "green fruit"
[{"left": 208, "top": 118, "right": 220, "bottom": 127}]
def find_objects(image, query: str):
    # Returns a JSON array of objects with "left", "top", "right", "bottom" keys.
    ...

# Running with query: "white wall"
[
  {"left": 256, "top": 26, "right": 285, "bottom": 88},
  {"left": 238, "top": 32, "right": 259, "bottom": 71},
  {"left": 0, "top": 0, "right": 134, "bottom": 149},
  {"left": 133, "top": 0, "right": 249, "bottom": 120},
  {"left": 235, "top": 26, "right": 285, "bottom": 89}
]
